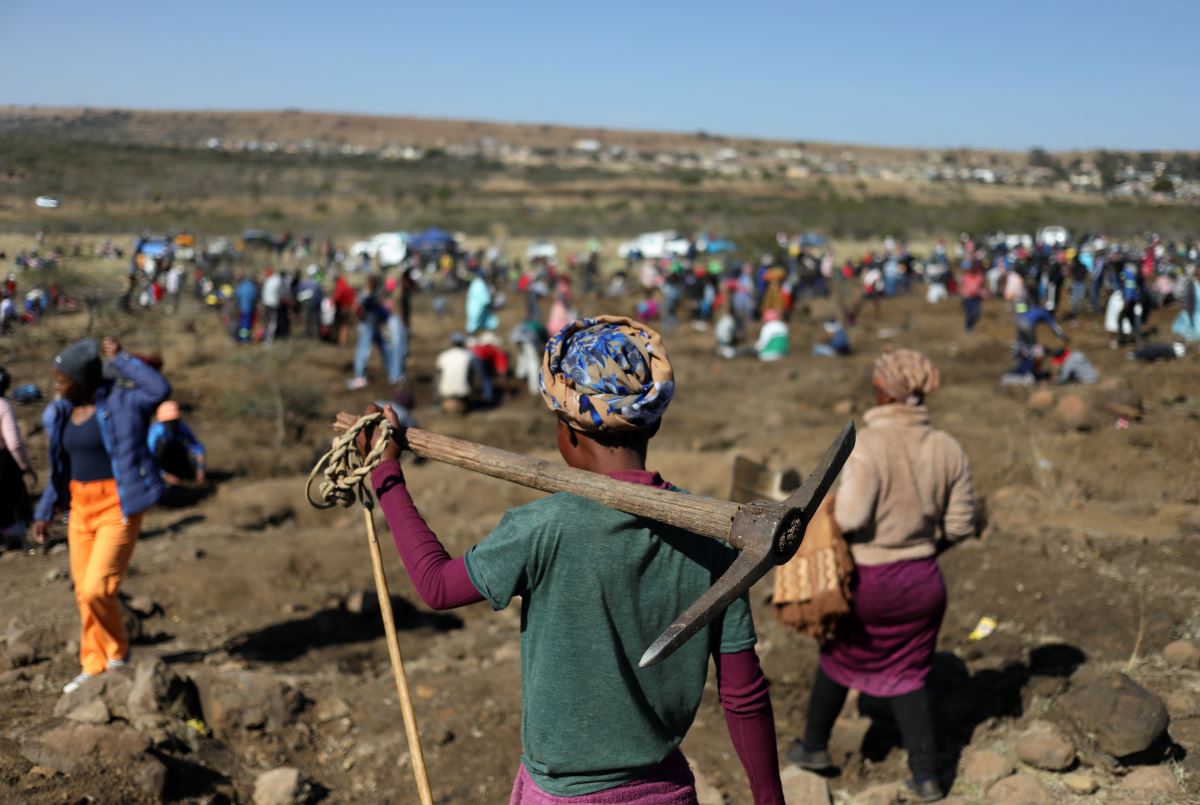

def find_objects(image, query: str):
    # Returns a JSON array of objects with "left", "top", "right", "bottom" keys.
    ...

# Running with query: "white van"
[{"left": 1038, "top": 226, "right": 1071, "bottom": 247}]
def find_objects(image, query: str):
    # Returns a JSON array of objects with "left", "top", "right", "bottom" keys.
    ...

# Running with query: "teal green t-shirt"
[{"left": 464, "top": 490, "right": 757, "bottom": 797}]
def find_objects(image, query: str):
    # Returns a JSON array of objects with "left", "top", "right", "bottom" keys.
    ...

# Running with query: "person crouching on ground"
[
  {"left": 755, "top": 308, "right": 789, "bottom": 361},
  {"left": 33, "top": 338, "right": 170, "bottom": 693},
  {"left": 337, "top": 315, "right": 785, "bottom": 804},
  {"left": 148, "top": 401, "right": 206, "bottom": 485},
  {"left": 787, "top": 349, "right": 975, "bottom": 803}
]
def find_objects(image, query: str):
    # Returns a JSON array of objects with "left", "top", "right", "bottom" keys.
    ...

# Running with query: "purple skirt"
[
  {"left": 508, "top": 750, "right": 697, "bottom": 804},
  {"left": 820, "top": 556, "right": 946, "bottom": 698}
]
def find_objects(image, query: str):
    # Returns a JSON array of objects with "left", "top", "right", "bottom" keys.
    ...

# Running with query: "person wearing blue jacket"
[{"left": 32, "top": 337, "right": 170, "bottom": 693}]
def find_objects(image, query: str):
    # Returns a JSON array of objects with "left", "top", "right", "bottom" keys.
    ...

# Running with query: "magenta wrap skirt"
[
  {"left": 820, "top": 556, "right": 947, "bottom": 698},
  {"left": 509, "top": 750, "right": 697, "bottom": 804}
]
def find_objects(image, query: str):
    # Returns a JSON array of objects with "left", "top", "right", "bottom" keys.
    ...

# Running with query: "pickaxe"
[{"left": 396, "top": 420, "right": 856, "bottom": 667}]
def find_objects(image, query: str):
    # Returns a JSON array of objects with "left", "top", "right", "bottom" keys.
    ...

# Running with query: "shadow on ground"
[{"left": 222, "top": 595, "right": 463, "bottom": 663}]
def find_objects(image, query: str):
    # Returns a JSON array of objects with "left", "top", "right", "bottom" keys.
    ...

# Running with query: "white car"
[
  {"left": 35, "top": 196, "right": 59, "bottom": 209},
  {"left": 1038, "top": 226, "right": 1071, "bottom": 247},
  {"left": 525, "top": 241, "right": 558, "bottom": 261},
  {"left": 618, "top": 231, "right": 680, "bottom": 260},
  {"left": 351, "top": 232, "right": 409, "bottom": 267}
]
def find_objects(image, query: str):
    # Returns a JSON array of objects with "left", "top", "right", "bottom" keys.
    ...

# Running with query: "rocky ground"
[{"left": 0, "top": 260, "right": 1198, "bottom": 804}]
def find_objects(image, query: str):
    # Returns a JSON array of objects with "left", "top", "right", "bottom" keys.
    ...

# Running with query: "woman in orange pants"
[{"left": 33, "top": 337, "right": 170, "bottom": 693}]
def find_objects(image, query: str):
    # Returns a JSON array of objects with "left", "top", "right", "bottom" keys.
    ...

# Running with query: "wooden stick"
[
  {"left": 404, "top": 428, "right": 742, "bottom": 544},
  {"left": 361, "top": 507, "right": 434, "bottom": 805}
]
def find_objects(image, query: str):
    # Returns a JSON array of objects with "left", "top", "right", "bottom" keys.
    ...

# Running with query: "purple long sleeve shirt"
[{"left": 371, "top": 459, "right": 783, "bottom": 804}]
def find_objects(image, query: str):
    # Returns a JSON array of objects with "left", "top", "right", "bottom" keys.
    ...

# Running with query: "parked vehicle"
[
  {"left": 525, "top": 241, "right": 558, "bottom": 261},
  {"left": 1038, "top": 226, "right": 1071, "bottom": 247}
]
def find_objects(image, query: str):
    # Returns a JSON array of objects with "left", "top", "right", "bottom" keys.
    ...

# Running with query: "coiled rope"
[{"left": 305, "top": 412, "right": 395, "bottom": 510}]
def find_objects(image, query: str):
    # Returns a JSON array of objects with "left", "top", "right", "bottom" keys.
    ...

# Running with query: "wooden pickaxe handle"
[{"left": 403, "top": 429, "right": 744, "bottom": 545}]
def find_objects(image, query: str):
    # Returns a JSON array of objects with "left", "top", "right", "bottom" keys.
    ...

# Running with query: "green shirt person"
[{"left": 338, "top": 315, "right": 784, "bottom": 803}]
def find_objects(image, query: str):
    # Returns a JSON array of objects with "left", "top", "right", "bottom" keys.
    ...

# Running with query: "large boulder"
[
  {"left": 1118, "top": 766, "right": 1181, "bottom": 797},
  {"left": 54, "top": 668, "right": 134, "bottom": 721},
  {"left": 127, "top": 657, "right": 197, "bottom": 720},
  {"left": 1061, "top": 672, "right": 1168, "bottom": 758},
  {"left": 191, "top": 669, "right": 304, "bottom": 738},
  {"left": 18, "top": 719, "right": 150, "bottom": 773},
  {"left": 6, "top": 616, "right": 63, "bottom": 657},
  {"left": 1015, "top": 719, "right": 1076, "bottom": 771}
]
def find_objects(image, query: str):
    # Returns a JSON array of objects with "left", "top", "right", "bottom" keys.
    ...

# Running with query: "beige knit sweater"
[{"left": 834, "top": 403, "right": 975, "bottom": 566}]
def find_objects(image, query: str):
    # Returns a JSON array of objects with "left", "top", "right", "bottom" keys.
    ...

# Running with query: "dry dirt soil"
[{"left": 0, "top": 257, "right": 1198, "bottom": 804}]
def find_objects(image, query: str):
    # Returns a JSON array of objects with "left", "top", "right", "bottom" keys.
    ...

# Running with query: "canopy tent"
[{"left": 408, "top": 227, "right": 456, "bottom": 252}]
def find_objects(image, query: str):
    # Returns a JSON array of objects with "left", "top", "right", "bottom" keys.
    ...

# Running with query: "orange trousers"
[{"left": 67, "top": 479, "right": 142, "bottom": 675}]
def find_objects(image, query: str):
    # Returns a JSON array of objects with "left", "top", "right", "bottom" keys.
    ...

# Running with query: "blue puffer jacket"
[{"left": 35, "top": 352, "right": 171, "bottom": 521}]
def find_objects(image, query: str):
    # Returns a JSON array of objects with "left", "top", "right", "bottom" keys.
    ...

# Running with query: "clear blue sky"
[{"left": 3, "top": 0, "right": 1196, "bottom": 151}]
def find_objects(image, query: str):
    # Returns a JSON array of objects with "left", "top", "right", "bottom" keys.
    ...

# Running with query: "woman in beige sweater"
[{"left": 788, "top": 349, "right": 975, "bottom": 803}]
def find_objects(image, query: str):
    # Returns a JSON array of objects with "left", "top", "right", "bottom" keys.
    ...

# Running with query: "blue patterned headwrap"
[{"left": 539, "top": 315, "right": 674, "bottom": 433}]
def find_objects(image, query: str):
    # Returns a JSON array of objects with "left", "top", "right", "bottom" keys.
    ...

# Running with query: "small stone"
[
  {"left": 125, "top": 596, "right": 160, "bottom": 617},
  {"left": 833, "top": 399, "right": 855, "bottom": 417},
  {"left": 1015, "top": 719, "right": 1075, "bottom": 771},
  {"left": 66, "top": 697, "right": 111, "bottom": 725},
  {"left": 779, "top": 765, "right": 831, "bottom": 804},
  {"left": 1026, "top": 389, "right": 1056, "bottom": 412},
  {"left": 3, "top": 640, "right": 37, "bottom": 669},
  {"left": 1166, "top": 689, "right": 1198, "bottom": 718},
  {"left": 1118, "top": 766, "right": 1181, "bottom": 796},
  {"left": 1170, "top": 717, "right": 1200, "bottom": 750},
  {"left": 314, "top": 697, "right": 350, "bottom": 723},
  {"left": 134, "top": 755, "right": 169, "bottom": 797},
  {"left": 27, "top": 765, "right": 57, "bottom": 778},
  {"left": 1052, "top": 394, "right": 1092, "bottom": 430},
  {"left": 987, "top": 773, "right": 1053, "bottom": 803},
  {"left": 43, "top": 567, "right": 68, "bottom": 583},
  {"left": 960, "top": 748, "right": 1014, "bottom": 787},
  {"left": 1061, "top": 771, "right": 1097, "bottom": 794},
  {"left": 1163, "top": 639, "right": 1200, "bottom": 668},
  {"left": 254, "top": 766, "right": 307, "bottom": 805},
  {"left": 851, "top": 781, "right": 898, "bottom": 805}
]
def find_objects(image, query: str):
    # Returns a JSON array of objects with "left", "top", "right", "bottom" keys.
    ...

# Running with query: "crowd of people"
[{"left": 2, "top": 223, "right": 1197, "bottom": 802}]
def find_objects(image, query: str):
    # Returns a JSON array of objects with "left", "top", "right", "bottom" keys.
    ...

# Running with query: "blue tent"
[{"left": 409, "top": 228, "right": 456, "bottom": 251}]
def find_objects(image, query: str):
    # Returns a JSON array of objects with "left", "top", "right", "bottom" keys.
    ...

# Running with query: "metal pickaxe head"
[{"left": 638, "top": 421, "right": 856, "bottom": 667}]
